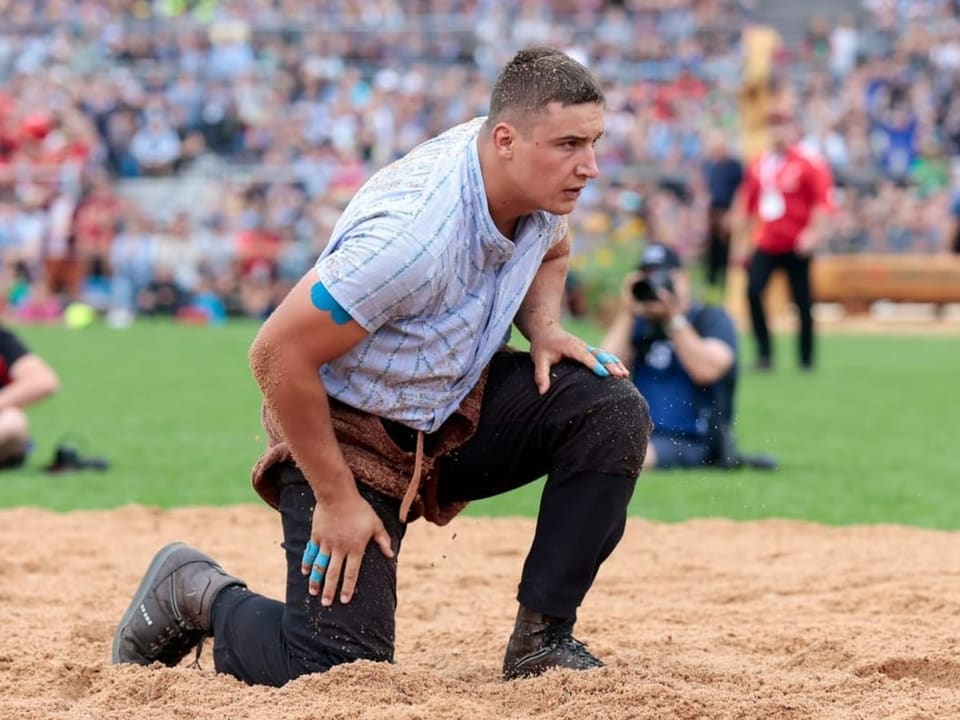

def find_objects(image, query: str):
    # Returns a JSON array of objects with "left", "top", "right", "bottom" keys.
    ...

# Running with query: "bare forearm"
[
  {"left": 0, "top": 359, "right": 59, "bottom": 409},
  {"left": 0, "top": 382, "right": 55, "bottom": 410},
  {"left": 729, "top": 190, "right": 757, "bottom": 257},
  {"left": 668, "top": 322, "right": 733, "bottom": 386},
  {"left": 515, "top": 254, "right": 567, "bottom": 342},
  {"left": 252, "top": 350, "right": 357, "bottom": 504},
  {"left": 805, "top": 206, "right": 830, "bottom": 244},
  {"left": 732, "top": 213, "right": 757, "bottom": 253}
]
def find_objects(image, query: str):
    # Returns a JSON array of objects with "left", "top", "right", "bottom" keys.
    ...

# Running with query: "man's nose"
[{"left": 577, "top": 146, "right": 599, "bottom": 178}]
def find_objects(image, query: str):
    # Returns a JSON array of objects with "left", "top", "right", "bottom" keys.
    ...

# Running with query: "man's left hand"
[{"left": 529, "top": 325, "right": 629, "bottom": 395}]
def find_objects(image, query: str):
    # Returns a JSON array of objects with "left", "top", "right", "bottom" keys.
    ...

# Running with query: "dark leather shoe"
[
  {"left": 112, "top": 542, "right": 246, "bottom": 666},
  {"left": 44, "top": 444, "right": 109, "bottom": 473},
  {"left": 502, "top": 605, "right": 604, "bottom": 680}
]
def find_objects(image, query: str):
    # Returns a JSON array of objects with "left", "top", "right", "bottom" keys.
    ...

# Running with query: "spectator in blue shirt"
[{"left": 601, "top": 243, "right": 776, "bottom": 471}]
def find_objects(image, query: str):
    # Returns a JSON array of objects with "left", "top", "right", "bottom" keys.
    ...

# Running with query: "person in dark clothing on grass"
[
  {"left": 0, "top": 325, "right": 59, "bottom": 468},
  {"left": 702, "top": 130, "right": 743, "bottom": 288},
  {"left": 601, "top": 244, "right": 775, "bottom": 471}
]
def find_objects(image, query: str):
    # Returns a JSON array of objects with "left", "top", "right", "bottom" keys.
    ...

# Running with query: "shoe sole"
[
  {"left": 111, "top": 541, "right": 189, "bottom": 664},
  {"left": 504, "top": 647, "right": 605, "bottom": 680}
]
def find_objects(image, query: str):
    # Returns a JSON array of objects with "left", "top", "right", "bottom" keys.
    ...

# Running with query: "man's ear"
[{"left": 491, "top": 122, "right": 516, "bottom": 159}]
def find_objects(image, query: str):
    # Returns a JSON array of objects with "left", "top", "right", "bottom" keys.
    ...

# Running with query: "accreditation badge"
[{"left": 759, "top": 189, "right": 786, "bottom": 221}]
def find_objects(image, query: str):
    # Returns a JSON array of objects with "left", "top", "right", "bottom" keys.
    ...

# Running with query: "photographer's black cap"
[{"left": 639, "top": 243, "right": 682, "bottom": 272}]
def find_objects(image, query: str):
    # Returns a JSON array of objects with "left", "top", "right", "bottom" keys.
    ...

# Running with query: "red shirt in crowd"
[
  {"left": 73, "top": 191, "right": 125, "bottom": 257},
  {"left": 235, "top": 228, "right": 280, "bottom": 280},
  {"left": 742, "top": 145, "right": 835, "bottom": 254}
]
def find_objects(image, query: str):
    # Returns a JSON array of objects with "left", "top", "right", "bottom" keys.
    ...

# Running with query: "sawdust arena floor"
[{"left": 2, "top": 505, "right": 958, "bottom": 719}]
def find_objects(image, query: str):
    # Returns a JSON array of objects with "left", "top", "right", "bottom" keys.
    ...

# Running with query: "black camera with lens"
[{"left": 631, "top": 269, "right": 675, "bottom": 302}]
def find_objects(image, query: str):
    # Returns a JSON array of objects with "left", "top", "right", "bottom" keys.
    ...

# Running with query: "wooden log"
[{"left": 812, "top": 255, "right": 960, "bottom": 305}]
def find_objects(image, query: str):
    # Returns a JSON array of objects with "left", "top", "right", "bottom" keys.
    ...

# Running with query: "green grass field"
[{"left": 0, "top": 320, "right": 955, "bottom": 528}]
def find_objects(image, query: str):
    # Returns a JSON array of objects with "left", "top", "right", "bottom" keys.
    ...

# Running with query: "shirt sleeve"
[
  {"left": 0, "top": 326, "right": 29, "bottom": 367},
  {"left": 548, "top": 215, "right": 569, "bottom": 248},
  {"left": 692, "top": 306, "right": 738, "bottom": 355},
  {"left": 313, "top": 224, "right": 440, "bottom": 333}
]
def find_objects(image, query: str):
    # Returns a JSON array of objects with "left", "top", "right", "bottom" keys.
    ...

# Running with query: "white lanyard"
[
  {"left": 759, "top": 151, "right": 785, "bottom": 190},
  {"left": 758, "top": 152, "right": 787, "bottom": 221}
]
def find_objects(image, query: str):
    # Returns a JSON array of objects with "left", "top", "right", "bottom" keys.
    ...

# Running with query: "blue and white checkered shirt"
[{"left": 314, "top": 117, "right": 568, "bottom": 432}]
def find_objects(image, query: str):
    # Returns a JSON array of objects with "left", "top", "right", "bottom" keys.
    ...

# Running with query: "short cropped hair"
[{"left": 486, "top": 47, "right": 604, "bottom": 126}]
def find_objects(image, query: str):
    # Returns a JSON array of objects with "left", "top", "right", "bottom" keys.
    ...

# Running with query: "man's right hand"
[{"left": 302, "top": 489, "right": 395, "bottom": 606}]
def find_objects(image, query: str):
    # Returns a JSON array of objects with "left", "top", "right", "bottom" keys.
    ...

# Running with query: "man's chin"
[{"left": 543, "top": 197, "right": 580, "bottom": 215}]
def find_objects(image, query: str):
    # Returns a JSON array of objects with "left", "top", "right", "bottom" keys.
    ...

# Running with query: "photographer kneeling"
[{"left": 601, "top": 244, "right": 776, "bottom": 471}]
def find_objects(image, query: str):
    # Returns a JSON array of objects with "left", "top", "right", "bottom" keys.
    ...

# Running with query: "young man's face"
[
  {"left": 508, "top": 101, "right": 604, "bottom": 215},
  {"left": 768, "top": 115, "right": 795, "bottom": 151}
]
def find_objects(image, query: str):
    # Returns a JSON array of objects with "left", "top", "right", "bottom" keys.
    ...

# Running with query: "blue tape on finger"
[
  {"left": 596, "top": 351, "right": 621, "bottom": 365},
  {"left": 586, "top": 344, "right": 597, "bottom": 354},
  {"left": 593, "top": 361, "right": 610, "bottom": 377},
  {"left": 310, "top": 568, "right": 325, "bottom": 583},
  {"left": 302, "top": 541, "right": 319, "bottom": 566},
  {"left": 315, "top": 553, "right": 330, "bottom": 569}
]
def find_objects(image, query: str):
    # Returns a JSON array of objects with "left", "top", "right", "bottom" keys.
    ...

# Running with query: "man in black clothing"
[
  {"left": 702, "top": 131, "right": 743, "bottom": 287},
  {"left": 112, "top": 47, "right": 650, "bottom": 687}
]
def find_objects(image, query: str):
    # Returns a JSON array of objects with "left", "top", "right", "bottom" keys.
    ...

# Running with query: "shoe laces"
[
  {"left": 558, "top": 634, "right": 602, "bottom": 664},
  {"left": 545, "top": 619, "right": 601, "bottom": 665},
  {"left": 188, "top": 638, "right": 207, "bottom": 670},
  {"left": 150, "top": 622, "right": 204, "bottom": 665}
]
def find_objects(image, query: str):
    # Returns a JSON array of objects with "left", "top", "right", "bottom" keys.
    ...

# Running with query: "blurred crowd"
[{"left": 1, "top": 0, "right": 959, "bottom": 325}]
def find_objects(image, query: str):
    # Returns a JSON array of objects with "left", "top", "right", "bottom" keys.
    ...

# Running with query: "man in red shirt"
[{"left": 737, "top": 110, "right": 834, "bottom": 371}]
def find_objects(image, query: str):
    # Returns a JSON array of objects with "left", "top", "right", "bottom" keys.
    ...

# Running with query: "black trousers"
[
  {"left": 211, "top": 351, "right": 650, "bottom": 686},
  {"left": 747, "top": 249, "right": 814, "bottom": 367},
  {"left": 705, "top": 207, "right": 731, "bottom": 287}
]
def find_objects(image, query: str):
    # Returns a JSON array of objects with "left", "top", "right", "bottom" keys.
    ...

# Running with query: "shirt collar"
[{"left": 468, "top": 130, "right": 516, "bottom": 263}]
